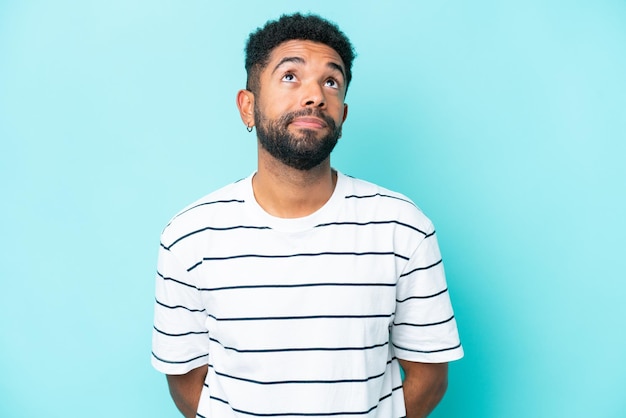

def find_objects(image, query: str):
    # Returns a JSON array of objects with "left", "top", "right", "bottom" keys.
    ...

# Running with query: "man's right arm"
[{"left": 166, "top": 364, "right": 208, "bottom": 418}]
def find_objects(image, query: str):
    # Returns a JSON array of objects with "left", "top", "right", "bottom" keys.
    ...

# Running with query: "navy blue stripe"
[
  {"left": 153, "top": 325, "right": 208, "bottom": 337},
  {"left": 199, "top": 282, "right": 396, "bottom": 292},
  {"left": 314, "top": 220, "right": 428, "bottom": 236},
  {"left": 344, "top": 192, "right": 414, "bottom": 207},
  {"left": 188, "top": 251, "right": 408, "bottom": 272},
  {"left": 212, "top": 370, "right": 385, "bottom": 388},
  {"left": 165, "top": 224, "right": 271, "bottom": 250},
  {"left": 212, "top": 367, "right": 386, "bottom": 385},
  {"left": 157, "top": 271, "right": 197, "bottom": 290},
  {"left": 155, "top": 298, "right": 206, "bottom": 313},
  {"left": 206, "top": 359, "right": 397, "bottom": 385},
  {"left": 169, "top": 199, "right": 245, "bottom": 224},
  {"left": 393, "top": 315, "right": 455, "bottom": 327},
  {"left": 210, "top": 337, "right": 388, "bottom": 353},
  {"left": 396, "top": 288, "right": 448, "bottom": 302},
  {"left": 385, "top": 385, "right": 405, "bottom": 417},
  {"left": 399, "top": 259, "right": 443, "bottom": 278},
  {"left": 393, "top": 341, "right": 462, "bottom": 354},
  {"left": 152, "top": 351, "right": 208, "bottom": 365},
  {"left": 377, "top": 391, "right": 392, "bottom": 403},
  {"left": 209, "top": 395, "right": 380, "bottom": 417},
  {"left": 207, "top": 313, "right": 393, "bottom": 322}
]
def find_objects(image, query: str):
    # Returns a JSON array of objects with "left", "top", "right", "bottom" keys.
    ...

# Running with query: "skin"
[
  {"left": 399, "top": 360, "right": 449, "bottom": 417},
  {"left": 166, "top": 364, "right": 207, "bottom": 418},
  {"left": 167, "top": 39, "right": 449, "bottom": 417}
]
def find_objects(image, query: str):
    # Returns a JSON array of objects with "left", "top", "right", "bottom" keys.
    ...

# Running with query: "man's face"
[{"left": 253, "top": 40, "right": 348, "bottom": 171}]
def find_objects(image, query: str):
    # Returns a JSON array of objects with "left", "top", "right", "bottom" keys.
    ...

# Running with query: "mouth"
[{"left": 289, "top": 116, "right": 328, "bottom": 130}]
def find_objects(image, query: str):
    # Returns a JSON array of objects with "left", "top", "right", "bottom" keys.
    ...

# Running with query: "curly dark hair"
[{"left": 244, "top": 13, "right": 356, "bottom": 94}]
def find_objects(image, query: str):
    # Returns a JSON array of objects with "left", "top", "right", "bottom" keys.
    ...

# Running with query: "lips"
[{"left": 290, "top": 116, "right": 327, "bottom": 129}]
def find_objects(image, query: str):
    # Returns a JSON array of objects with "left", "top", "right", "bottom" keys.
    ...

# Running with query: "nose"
[{"left": 301, "top": 82, "right": 325, "bottom": 108}]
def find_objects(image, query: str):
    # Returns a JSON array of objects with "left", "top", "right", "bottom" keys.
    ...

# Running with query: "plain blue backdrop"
[{"left": 1, "top": 1, "right": 625, "bottom": 417}]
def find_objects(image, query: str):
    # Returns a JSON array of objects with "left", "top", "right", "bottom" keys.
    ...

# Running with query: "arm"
[
  {"left": 398, "top": 360, "right": 448, "bottom": 418},
  {"left": 166, "top": 364, "right": 208, "bottom": 418}
]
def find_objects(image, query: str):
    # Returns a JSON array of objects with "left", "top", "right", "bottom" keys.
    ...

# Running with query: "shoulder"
[
  {"left": 160, "top": 176, "right": 251, "bottom": 248},
  {"left": 339, "top": 173, "right": 435, "bottom": 234}
]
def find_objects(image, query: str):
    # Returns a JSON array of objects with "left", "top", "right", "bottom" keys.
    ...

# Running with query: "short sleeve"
[
  {"left": 392, "top": 229, "right": 464, "bottom": 363},
  {"left": 151, "top": 243, "right": 209, "bottom": 374}
]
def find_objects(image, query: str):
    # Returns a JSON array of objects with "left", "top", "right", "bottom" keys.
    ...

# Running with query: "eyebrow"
[
  {"left": 327, "top": 62, "right": 346, "bottom": 80},
  {"left": 272, "top": 56, "right": 346, "bottom": 81},
  {"left": 272, "top": 56, "right": 305, "bottom": 74}
]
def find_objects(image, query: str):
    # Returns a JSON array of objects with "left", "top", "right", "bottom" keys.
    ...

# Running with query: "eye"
[
  {"left": 325, "top": 78, "right": 339, "bottom": 89},
  {"left": 282, "top": 73, "right": 297, "bottom": 82}
]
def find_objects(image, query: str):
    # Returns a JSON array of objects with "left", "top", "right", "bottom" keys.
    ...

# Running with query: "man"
[{"left": 152, "top": 13, "right": 463, "bottom": 418}]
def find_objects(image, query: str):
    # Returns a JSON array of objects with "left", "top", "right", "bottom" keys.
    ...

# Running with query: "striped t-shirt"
[{"left": 152, "top": 171, "right": 463, "bottom": 417}]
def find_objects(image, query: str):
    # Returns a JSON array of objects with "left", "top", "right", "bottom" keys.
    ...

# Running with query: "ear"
[
  {"left": 236, "top": 89, "right": 255, "bottom": 128},
  {"left": 342, "top": 103, "right": 349, "bottom": 123}
]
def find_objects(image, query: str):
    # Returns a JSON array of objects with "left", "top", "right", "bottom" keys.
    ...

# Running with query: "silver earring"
[{"left": 246, "top": 124, "right": 253, "bottom": 133}]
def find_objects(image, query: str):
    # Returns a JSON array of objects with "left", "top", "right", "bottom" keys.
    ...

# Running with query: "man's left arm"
[{"left": 398, "top": 359, "right": 448, "bottom": 418}]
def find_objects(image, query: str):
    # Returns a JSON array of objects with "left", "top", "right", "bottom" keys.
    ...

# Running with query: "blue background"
[{"left": 1, "top": 1, "right": 625, "bottom": 416}]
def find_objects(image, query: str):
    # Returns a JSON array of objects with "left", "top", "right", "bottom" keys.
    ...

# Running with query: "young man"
[{"left": 152, "top": 13, "right": 463, "bottom": 418}]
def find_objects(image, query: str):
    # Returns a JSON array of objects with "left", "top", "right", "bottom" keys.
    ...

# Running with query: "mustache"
[{"left": 280, "top": 108, "right": 337, "bottom": 129}]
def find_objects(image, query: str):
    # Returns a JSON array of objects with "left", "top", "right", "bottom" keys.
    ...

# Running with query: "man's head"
[
  {"left": 237, "top": 14, "right": 355, "bottom": 171},
  {"left": 244, "top": 13, "right": 355, "bottom": 95}
]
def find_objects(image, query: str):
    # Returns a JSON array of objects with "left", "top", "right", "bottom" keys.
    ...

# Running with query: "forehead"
[{"left": 266, "top": 40, "right": 345, "bottom": 71}]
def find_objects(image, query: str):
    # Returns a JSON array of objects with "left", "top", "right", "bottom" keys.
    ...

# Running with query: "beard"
[{"left": 254, "top": 104, "right": 342, "bottom": 171}]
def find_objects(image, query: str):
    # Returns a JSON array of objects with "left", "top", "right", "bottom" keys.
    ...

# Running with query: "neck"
[{"left": 253, "top": 149, "right": 337, "bottom": 218}]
